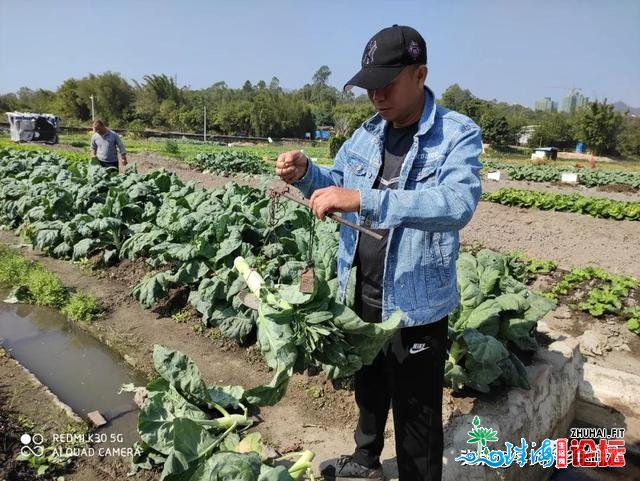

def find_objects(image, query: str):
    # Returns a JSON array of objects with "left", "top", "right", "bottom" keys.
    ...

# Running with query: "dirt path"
[{"left": 461, "top": 203, "right": 640, "bottom": 278}]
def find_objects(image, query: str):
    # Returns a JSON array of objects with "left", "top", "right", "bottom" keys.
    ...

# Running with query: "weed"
[
  {"left": 75, "top": 257, "right": 94, "bottom": 272},
  {"left": 16, "top": 415, "right": 35, "bottom": 431},
  {"left": 192, "top": 323, "right": 205, "bottom": 334},
  {"left": 0, "top": 247, "right": 32, "bottom": 286},
  {"left": 304, "top": 386, "right": 324, "bottom": 399},
  {"left": 461, "top": 241, "right": 485, "bottom": 256},
  {"left": 527, "top": 259, "right": 558, "bottom": 274},
  {"left": 62, "top": 292, "right": 102, "bottom": 323},
  {"left": 331, "top": 375, "right": 354, "bottom": 391},
  {"left": 60, "top": 422, "right": 89, "bottom": 449},
  {"left": 25, "top": 269, "right": 67, "bottom": 308},
  {"left": 18, "top": 445, "right": 71, "bottom": 477},
  {"left": 171, "top": 308, "right": 192, "bottom": 323},
  {"left": 206, "top": 328, "right": 224, "bottom": 342},
  {"left": 626, "top": 307, "right": 640, "bottom": 334},
  {"left": 164, "top": 139, "right": 181, "bottom": 156}
]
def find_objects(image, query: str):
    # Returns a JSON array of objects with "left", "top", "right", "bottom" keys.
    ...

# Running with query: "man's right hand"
[{"left": 275, "top": 151, "right": 308, "bottom": 184}]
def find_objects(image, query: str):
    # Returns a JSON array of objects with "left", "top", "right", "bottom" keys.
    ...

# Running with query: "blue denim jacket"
[{"left": 294, "top": 87, "right": 482, "bottom": 327}]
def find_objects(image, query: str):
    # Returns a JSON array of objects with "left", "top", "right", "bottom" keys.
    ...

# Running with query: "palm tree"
[{"left": 139, "top": 74, "right": 183, "bottom": 104}]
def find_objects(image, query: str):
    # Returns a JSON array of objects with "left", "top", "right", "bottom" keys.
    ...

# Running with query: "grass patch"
[
  {"left": 0, "top": 245, "right": 102, "bottom": 321},
  {"left": 61, "top": 292, "right": 102, "bottom": 322},
  {"left": 0, "top": 249, "right": 32, "bottom": 285},
  {"left": 25, "top": 269, "right": 67, "bottom": 308}
]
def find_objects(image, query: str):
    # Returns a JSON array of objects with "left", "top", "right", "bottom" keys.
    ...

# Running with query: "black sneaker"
[{"left": 320, "top": 455, "right": 384, "bottom": 480}]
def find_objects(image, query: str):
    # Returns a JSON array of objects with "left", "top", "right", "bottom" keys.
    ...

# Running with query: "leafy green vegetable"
[
  {"left": 234, "top": 256, "right": 400, "bottom": 406},
  {"left": 482, "top": 160, "right": 640, "bottom": 189},
  {"left": 627, "top": 307, "right": 640, "bottom": 335},
  {"left": 447, "top": 249, "right": 556, "bottom": 393},
  {"left": 189, "top": 151, "right": 267, "bottom": 176},
  {"left": 549, "top": 267, "right": 638, "bottom": 321},
  {"left": 482, "top": 188, "right": 640, "bottom": 221},
  {"left": 123, "top": 345, "right": 314, "bottom": 481}
]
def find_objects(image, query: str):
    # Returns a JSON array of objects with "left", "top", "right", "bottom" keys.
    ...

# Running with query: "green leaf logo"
[{"left": 466, "top": 416, "right": 499, "bottom": 455}]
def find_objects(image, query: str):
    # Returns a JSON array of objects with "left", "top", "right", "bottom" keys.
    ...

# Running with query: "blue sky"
[{"left": 1, "top": 0, "right": 639, "bottom": 108}]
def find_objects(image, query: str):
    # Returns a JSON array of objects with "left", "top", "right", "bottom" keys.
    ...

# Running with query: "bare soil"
[
  {"left": 1, "top": 149, "right": 639, "bottom": 480},
  {"left": 467, "top": 173, "right": 640, "bottom": 279}
]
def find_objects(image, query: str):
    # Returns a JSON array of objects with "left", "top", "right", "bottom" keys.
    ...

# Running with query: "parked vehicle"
[{"left": 6, "top": 111, "right": 60, "bottom": 144}]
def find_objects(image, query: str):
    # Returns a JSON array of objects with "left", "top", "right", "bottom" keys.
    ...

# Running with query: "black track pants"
[{"left": 351, "top": 306, "right": 448, "bottom": 481}]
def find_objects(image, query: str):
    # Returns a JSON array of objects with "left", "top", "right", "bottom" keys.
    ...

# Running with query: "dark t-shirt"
[{"left": 355, "top": 122, "right": 418, "bottom": 320}]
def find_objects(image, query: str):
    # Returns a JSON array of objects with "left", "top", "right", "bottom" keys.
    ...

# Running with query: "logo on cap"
[
  {"left": 363, "top": 40, "right": 377, "bottom": 65},
  {"left": 407, "top": 40, "right": 421, "bottom": 61}
]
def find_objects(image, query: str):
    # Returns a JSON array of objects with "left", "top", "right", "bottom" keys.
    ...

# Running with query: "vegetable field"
[{"left": 1, "top": 142, "right": 639, "bottom": 481}]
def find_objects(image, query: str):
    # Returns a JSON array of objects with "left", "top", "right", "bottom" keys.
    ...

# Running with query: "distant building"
[
  {"left": 560, "top": 90, "right": 589, "bottom": 114},
  {"left": 534, "top": 97, "right": 558, "bottom": 112}
]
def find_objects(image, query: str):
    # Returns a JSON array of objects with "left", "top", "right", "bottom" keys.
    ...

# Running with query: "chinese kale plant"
[
  {"left": 122, "top": 345, "right": 315, "bottom": 481},
  {"left": 446, "top": 249, "right": 557, "bottom": 393},
  {"left": 234, "top": 256, "right": 400, "bottom": 406}
]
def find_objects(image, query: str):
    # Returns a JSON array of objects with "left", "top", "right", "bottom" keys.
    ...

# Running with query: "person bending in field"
[{"left": 91, "top": 119, "right": 128, "bottom": 170}]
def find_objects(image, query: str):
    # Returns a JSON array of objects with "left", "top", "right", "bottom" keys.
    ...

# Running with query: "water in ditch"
[{"left": 0, "top": 292, "right": 146, "bottom": 450}]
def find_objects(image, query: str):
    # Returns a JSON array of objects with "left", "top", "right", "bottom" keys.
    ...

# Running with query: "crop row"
[
  {"left": 483, "top": 160, "right": 640, "bottom": 189},
  {"left": 481, "top": 188, "right": 640, "bottom": 220}
]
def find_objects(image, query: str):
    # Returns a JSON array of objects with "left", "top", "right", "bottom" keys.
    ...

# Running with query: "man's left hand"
[{"left": 308, "top": 186, "right": 360, "bottom": 220}]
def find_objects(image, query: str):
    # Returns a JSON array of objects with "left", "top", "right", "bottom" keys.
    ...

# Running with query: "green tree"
[
  {"left": 332, "top": 102, "right": 375, "bottom": 136},
  {"left": 0, "top": 93, "right": 18, "bottom": 113},
  {"left": 140, "top": 74, "right": 182, "bottom": 104},
  {"left": 242, "top": 80, "right": 253, "bottom": 93},
  {"left": 249, "top": 89, "right": 281, "bottom": 136},
  {"left": 312, "top": 65, "right": 332, "bottom": 86},
  {"left": 133, "top": 74, "right": 182, "bottom": 128},
  {"left": 576, "top": 100, "right": 623, "bottom": 155},
  {"left": 269, "top": 76, "right": 281, "bottom": 91},
  {"left": 311, "top": 103, "right": 334, "bottom": 127},
  {"left": 478, "top": 109, "right": 513, "bottom": 146},
  {"left": 279, "top": 97, "right": 315, "bottom": 137},
  {"left": 54, "top": 78, "right": 90, "bottom": 123},
  {"left": 439, "top": 84, "right": 474, "bottom": 112},
  {"left": 14, "top": 87, "right": 56, "bottom": 113},
  {"left": 493, "top": 102, "right": 538, "bottom": 134},
  {"left": 529, "top": 112, "right": 576, "bottom": 149},
  {"left": 300, "top": 65, "right": 339, "bottom": 107},
  {"left": 216, "top": 100, "right": 253, "bottom": 135},
  {"left": 439, "top": 84, "right": 501, "bottom": 125},
  {"left": 74, "top": 72, "right": 133, "bottom": 126},
  {"left": 158, "top": 99, "right": 181, "bottom": 130},
  {"left": 616, "top": 117, "right": 640, "bottom": 160}
]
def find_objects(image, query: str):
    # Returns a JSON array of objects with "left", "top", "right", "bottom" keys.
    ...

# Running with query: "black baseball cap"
[{"left": 344, "top": 25, "right": 427, "bottom": 91}]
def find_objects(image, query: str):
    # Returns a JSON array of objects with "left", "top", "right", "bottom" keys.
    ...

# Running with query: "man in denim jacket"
[{"left": 276, "top": 25, "right": 482, "bottom": 481}]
